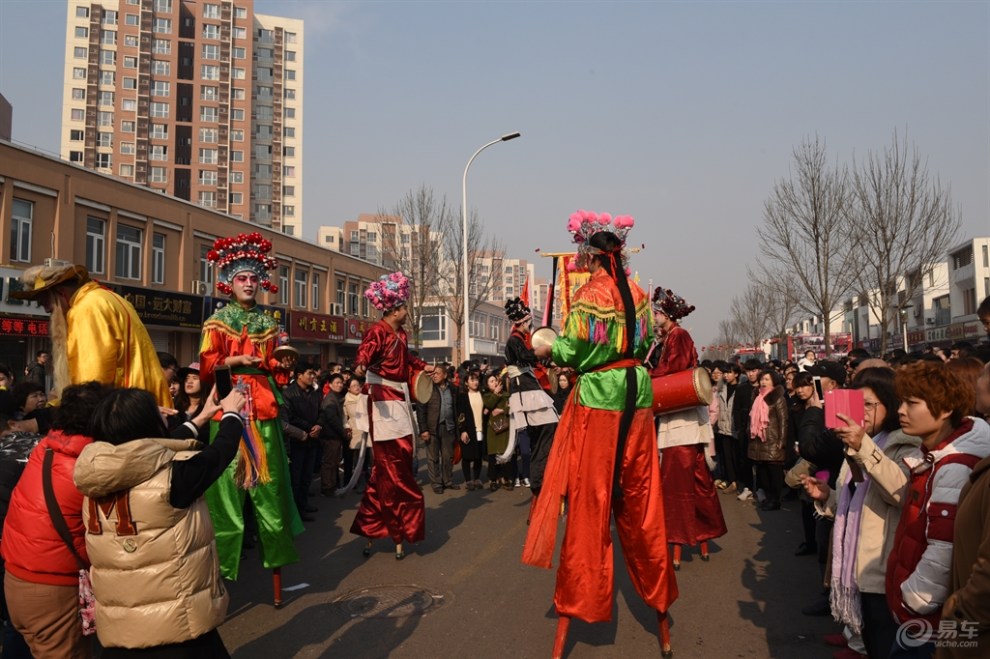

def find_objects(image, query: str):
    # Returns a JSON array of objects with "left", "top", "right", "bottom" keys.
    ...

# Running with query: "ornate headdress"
[
  {"left": 365, "top": 272, "right": 410, "bottom": 312},
  {"left": 504, "top": 297, "right": 531, "bottom": 323},
  {"left": 652, "top": 287, "right": 695, "bottom": 321},
  {"left": 207, "top": 232, "right": 278, "bottom": 296},
  {"left": 566, "top": 209, "right": 635, "bottom": 272}
]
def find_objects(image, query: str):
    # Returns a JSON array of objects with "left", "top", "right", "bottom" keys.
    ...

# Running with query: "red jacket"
[{"left": 1, "top": 431, "right": 91, "bottom": 586}]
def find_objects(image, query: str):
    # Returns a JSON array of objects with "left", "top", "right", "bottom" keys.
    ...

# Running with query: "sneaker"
[
  {"left": 522, "top": 477, "right": 531, "bottom": 488},
  {"left": 755, "top": 488, "right": 767, "bottom": 504},
  {"left": 514, "top": 478, "right": 521, "bottom": 487},
  {"left": 737, "top": 487, "right": 753, "bottom": 501}
]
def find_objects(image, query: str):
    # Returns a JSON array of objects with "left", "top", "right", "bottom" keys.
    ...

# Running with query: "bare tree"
[
  {"left": 754, "top": 264, "right": 803, "bottom": 356},
  {"left": 375, "top": 186, "right": 452, "bottom": 348},
  {"left": 438, "top": 208, "right": 505, "bottom": 362},
  {"left": 730, "top": 283, "right": 774, "bottom": 353},
  {"left": 705, "top": 319, "right": 741, "bottom": 361},
  {"left": 759, "top": 136, "right": 860, "bottom": 356},
  {"left": 849, "top": 130, "right": 961, "bottom": 354}
]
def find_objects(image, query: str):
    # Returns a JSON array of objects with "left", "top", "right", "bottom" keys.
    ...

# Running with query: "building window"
[
  {"left": 199, "top": 128, "right": 218, "bottom": 143},
  {"left": 70, "top": 129, "right": 84, "bottom": 141},
  {"left": 9, "top": 199, "right": 32, "bottom": 263},
  {"left": 97, "top": 132, "right": 112, "bottom": 147},
  {"left": 285, "top": 127, "right": 295, "bottom": 138},
  {"left": 286, "top": 32, "right": 297, "bottom": 44},
  {"left": 235, "top": 6, "right": 247, "bottom": 18},
  {"left": 229, "top": 192, "right": 242, "bottom": 205},
  {"left": 71, "top": 108, "right": 85, "bottom": 121},
  {"left": 232, "top": 67, "right": 246, "bottom": 80},
  {"left": 202, "top": 44, "right": 219, "bottom": 60},
  {"left": 150, "top": 124, "right": 168, "bottom": 139},
  {"left": 285, "top": 107, "right": 296, "bottom": 119},
  {"left": 230, "top": 129, "right": 244, "bottom": 142},
  {"left": 69, "top": 151, "right": 84, "bottom": 162},
  {"left": 120, "top": 164, "right": 134, "bottom": 177},
  {"left": 233, "top": 26, "right": 246, "bottom": 39},
  {"left": 121, "top": 122, "right": 135, "bottom": 134},
  {"left": 125, "top": 13, "right": 139, "bottom": 26},
  {"left": 230, "top": 150, "right": 244, "bottom": 163},
  {"left": 283, "top": 166, "right": 295, "bottom": 177},
  {"left": 420, "top": 307, "right": 447, "bottom": 341},
  {"left": 233, "top": 46, "right": 245, "bottom": 59},
  {"left": 151, "top": 233, "right": 166, "bottom": 284},
  {"left": 120, "top": 141, "right": 135, "bottom": 154},
  {"left": 84, "top": 217, "right": 106, "bottom": 274},
  {"left": 150, "top": 81, "right": 170, "bottom": 97},
  {"left": 231, "top": 108, "right": 245, "bottom": 121},
  {"left": 74, "top": 46, "right": 87, "bottom": 59},
  {"left": 101, "top": 30, "right": 117, "bottom": 45},
  {"left": 149, "top": 145, "right": 168, "bottom": 160},
  {"left": 203, "top": 3, "right": 220, "bottom": 18},
  {"left": 98, "top": 91, "right": 114, "bottom": 106},
  {"left": 232, "top": 87, "right": 246, "bottom": 100},
  {"left": 230, "top": 171, "right": 244, "bottom": 184},
  {"left": 283, "top": 205, "right": 295, "bottom": 217},
  {"left": 96, "top": 153, "right": 112, "bottom": 168},
  {"left": 122, "top": 98, "right": 136, "bottom": 111},
  {"left": 152, "top": 39, "right": 171, "bottom": 55},
  {"left": 202, "top": 24, "right": 219, "bottom": 39},
  {"left": 199, "top": 170, "right": 217, "bottom": 185},
  {"left": 123, "top": 55, "right": 138, "bottom": 68},
  {"left": 311, "top": 273, "right": 320, "bottom": 310},
  {"left": 198, "top": 191, "right": 216, "bottom": 208},
  {"left": 198, "top": 148, "right": 218, "bottom": 164},
  {"left": 122, "top": 77, "right": 136, "bottom": 90},
  {"left": 99, "top": 48, "right": 116, "bottom": 65},
  {"left": 348, "top": 283, "right": 359, "bottom": 315},
  {"left": 153, "top": 60, "right": 170, "bottom": 76},
  {"left": 76, "top": 6, "right": 89, "bottom": 17},
  {"left": 201, "top": 85, "right": 218, "bottom": 100},
  {"left": 200, "top": 64, "right": 219, "bottom": 80},
  {"left": 102, "top": 9, "right": 117, "bottom": 24},
  {"left": 115, "top": 224, "right": 141, "bottom": 279},
  {"left": 153, "top": 18, "right": 171, "bottom": 33},
  {"left": 71, "top": 88, "right": 86, "bottom": 100},
  {"left": 284, "top": 89, "right": 296, "bottom": 101},
  {"left": 200, "top": 106, "right": 218, "bottom": 122},
  {"left": 149, "top": 167, "right": 167, "bottom": 183},
  {"left": 72, "top": 67, "right": 87, "bottom": 80},
  {"left": 278, "top": 266, "right": 289, "bottom": 305},
  {"left": 154, "top": 0, "right": 172, "bottom": 11},
  {"left": 286, "top": 50, "right": 297, "bottom": 62},
  {"left": 198, "top": 244, "right": 213, "bottom": 285},
  {"left": 98, "top": 111, "right": 113, "bottom": 126},
  {"left": 286, "top": 69, "right": 296, "bottom": 82},
  {"left": 99, "top": 71, "right": 115, "bottom": 87},
  {"left": 150, "top": 102, "right": 169, "bottom": 118},
  {"left": 75, "top": 26, "right": 88, "bottom": 38},
  {"left": 294, "top": 270, "right": 308, "bottom": 307}
]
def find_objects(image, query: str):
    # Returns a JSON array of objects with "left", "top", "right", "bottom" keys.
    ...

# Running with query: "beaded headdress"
[
  {"left": 566, "top": 209, "right": 635, "bottom": 271},
  {"left": 504, "top": 297, "right": 532, "bottom": 323},
  {"left": 652, "top": 287, "right": 695, "bottom": 321},
  {"left": 365, "top": 272, "right": 410, "bottom": 312},
  {"left": 207, "top": 232, "right": 278, "bottom": 296}
]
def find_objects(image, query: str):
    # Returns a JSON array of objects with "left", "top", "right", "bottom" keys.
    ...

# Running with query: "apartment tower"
[{"left": 60, "top": 0, "right": 303, "bottom": 236}]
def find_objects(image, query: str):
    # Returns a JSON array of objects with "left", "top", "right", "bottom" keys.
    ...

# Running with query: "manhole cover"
[{"left": 332, "top": 585, "right": 442, "bottom": 619}]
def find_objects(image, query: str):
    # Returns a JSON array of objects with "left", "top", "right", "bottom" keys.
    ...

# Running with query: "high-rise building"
[{"left": 60, "top": 0, "right": 303, "bottom": 236}]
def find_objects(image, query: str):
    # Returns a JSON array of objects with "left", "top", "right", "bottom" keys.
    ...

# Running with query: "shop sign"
[
  {"left": 0, "top": 315, "right": 49, "bottom": 337},
  {"left": 346, "top": 318, "right": 372, "bottom": 342},
  {"left": 288, "top": 312, "right": 346, "bottom": 342},
  {"left": 110, "top": 284, "right": 204, "bottom": 329},
  {"left": 907, "top": 330, "right": 926, "bottom": 344}
]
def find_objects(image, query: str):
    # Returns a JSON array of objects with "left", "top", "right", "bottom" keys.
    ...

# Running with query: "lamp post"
[
  {"left": 900, "top": 305, "right": 913, "bottom": 351},
  {"left": 461, "top": 131, "right": 521, "bottom": 363}
]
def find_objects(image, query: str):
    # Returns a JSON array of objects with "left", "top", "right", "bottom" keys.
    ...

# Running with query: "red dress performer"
[
  {"left": 350, "top": 272, "right": 432, "bottom": 560},
  {"left": 651, "top": 288, "right": 727, "bottom": 570},
  {"left": 526, "top": 210, "right": 678, "bottom": 658}
]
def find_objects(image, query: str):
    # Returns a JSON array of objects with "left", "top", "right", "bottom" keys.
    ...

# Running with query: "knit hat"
[
  {"left": 652, "top": 287, "right": 695, "bottom": 321},
  {"left": 504, "top": 297, "right": 531, "bottom": 323},
  {"left": 365, "top": 272, "right": 410, "bottom": 312},
  {"left": 207, "top": 232, "right": 278, "bottom": 296}
]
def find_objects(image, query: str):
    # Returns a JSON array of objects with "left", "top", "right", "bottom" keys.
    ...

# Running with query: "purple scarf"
[{"left": 829, "top": 431, "right": 889, "bottom": 634}]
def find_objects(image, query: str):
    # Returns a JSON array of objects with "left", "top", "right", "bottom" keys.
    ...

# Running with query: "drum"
[
  {"left": 531, "top": 326, "right": 558, "bottom": 350},
  {"left": 409, "top": 368, "right": 434, "bottom": 405},
  {"left": 651, "top": 367, "right": 713, "bottom": 415}
]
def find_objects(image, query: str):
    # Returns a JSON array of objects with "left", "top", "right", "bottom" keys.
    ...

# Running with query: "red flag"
[{"left": 520, "top": 277, "right": 530, "bottom": 307}]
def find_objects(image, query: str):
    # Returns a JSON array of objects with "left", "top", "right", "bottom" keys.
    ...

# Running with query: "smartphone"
[
  {"left": 214, "top": 365, "right": 233, "bottom": 399},
  {"left": 825, "top": 389, "right": 865, "bottom": 429},
  {"left": 812, "top": 376, "right": 824, "bottom": 401}
]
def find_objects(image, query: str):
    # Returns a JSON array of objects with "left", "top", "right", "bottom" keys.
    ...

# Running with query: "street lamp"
[
  {"left": 900, "top": 304, "right": 913, "bottom": 352},
  {"left": 461, "top": 131, "right": 521, "bottom": 363}
]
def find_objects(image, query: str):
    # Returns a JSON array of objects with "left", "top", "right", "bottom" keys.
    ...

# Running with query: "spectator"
[
  {"left": 484, "top": 372, "right": 514, "bottom": 491},
  {"left": 74, "top": 387, "right": 245, "bottom": 658},
  {"left": 280, "top": 361, "right": 322, "bottom": 522},
  {"left": 748, "top": 369, "right": 789, "bottom": 511},
  {"left": 2, "top": 382, "right": 112, "bottom": 658},
  {"left": 732, "top": 358, "right": 763, "bottom": 500},
  {"left": 456, "top": 369, "right": 486, "bottom": 491},
  {"left": 551, "top": 371, "right": 572, "bottom": 416},
  {"left": 317, "top": 373, "right": 347, "bottom": 496},
  {"left": 341, "top": 376, "right": 370, "bottom": 492},
  {"left": 10, "top": 382, "right": 45, "bottom": 422},
  {"left": 23, "top": 351, "right": 48, "bottom": 388}
]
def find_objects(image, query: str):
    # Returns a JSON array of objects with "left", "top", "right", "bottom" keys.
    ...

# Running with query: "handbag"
[
  {"left": 42, "top": 448, "right": 97, "bottom": 636},
  {"left": 490, "top": 412, "right": 510, "bottom": 435}
]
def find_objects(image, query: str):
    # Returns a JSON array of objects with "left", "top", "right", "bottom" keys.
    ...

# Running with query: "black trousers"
[{"left": 860, "top": 591, "right": 898, "bottom": 659}]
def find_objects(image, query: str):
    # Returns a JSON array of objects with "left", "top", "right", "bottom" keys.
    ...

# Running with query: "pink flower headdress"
[
  {"left": 207, "top": 232, "right": 278, "bottom": 296},
  {"left": 365, "top": 272, "right": 411, "bottom": 312},
  {"left": 566, "top": 209, "right": 635, "bottom": 272}
]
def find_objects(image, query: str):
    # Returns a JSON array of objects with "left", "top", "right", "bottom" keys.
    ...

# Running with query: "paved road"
[{"left": 219, "top": 467, "right": 843, "bottom": 659}]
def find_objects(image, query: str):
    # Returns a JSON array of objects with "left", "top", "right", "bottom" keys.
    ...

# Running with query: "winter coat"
[
  {"left": 74, "top": 437, "right": 228, "bottom": 649},
  {"left": 1, "top": 431, "right": 92, "bottom": 586},
  {"left": 715, "top": 382, "right": 736, "bottom": 436},
  {"left": 886, "top": 417, "right": 990, "bottom": 624},
  {"left": 816, "top": 429, "right": 922, "bottom": 594},
  {"left": 747, "top": 386, "right": 789, "bottom": 463},
  {"left": 940, "top": 454, "right": 990, "bottom": 658}
]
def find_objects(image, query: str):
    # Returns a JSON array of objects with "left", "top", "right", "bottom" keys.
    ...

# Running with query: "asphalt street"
[{"left": 219, "top": 462, "right": 842, "bottom": 659}]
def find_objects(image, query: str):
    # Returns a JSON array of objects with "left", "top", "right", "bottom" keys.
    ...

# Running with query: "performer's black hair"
[{"left": 588, "top": 232, "right": 636, "bottom": 359}]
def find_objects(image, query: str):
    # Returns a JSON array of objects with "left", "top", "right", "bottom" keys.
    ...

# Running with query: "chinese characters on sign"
[
  {"left": 287, "top": 312, "right": 346, "bottom": 342},
  {"left": 0, "top": 316, "right": 49, "bottom": 337},
  {"left": 110, "top": 284, "right": 205, "bottom": 329}
]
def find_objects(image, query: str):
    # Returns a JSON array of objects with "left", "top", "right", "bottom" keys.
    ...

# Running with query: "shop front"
[{"left": 287, "top": 311, "right": 347, "bottom": 368}]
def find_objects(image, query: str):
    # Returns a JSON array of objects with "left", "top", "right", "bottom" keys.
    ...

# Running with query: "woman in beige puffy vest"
[{"left": 73, "top": 386, "right": 245, "bottom": 658}]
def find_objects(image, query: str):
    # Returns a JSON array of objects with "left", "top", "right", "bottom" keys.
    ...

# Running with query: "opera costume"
[
  {"left": 199, "top": 232, "right": 302, "bottom": 583},
  {"left": 350, "top": 273, "right": 427, "bottom": 554},
  {"left": 502, "top": 297, "right": 558, "bottom": 494},
  {"left": 523, "top": 210, "right": 677, "bottom": 658},
  {"left": 651, "top": 288, "right": 726, "bottom": 568},
  {"left": 12, "top": 264, "right": 172, "bottom": 407}
]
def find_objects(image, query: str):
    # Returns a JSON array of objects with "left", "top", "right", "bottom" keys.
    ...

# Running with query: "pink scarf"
[{"left": 749, "top": 387, "right": 771, "bottom": 441}]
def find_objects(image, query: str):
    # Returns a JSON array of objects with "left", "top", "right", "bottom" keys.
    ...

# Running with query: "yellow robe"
[{"left": 66, "top": 281, "right": 172, "bottom": 408}]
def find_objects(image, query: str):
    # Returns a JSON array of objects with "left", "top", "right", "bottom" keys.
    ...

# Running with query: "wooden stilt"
[
  {"left": 672, "top": 544, "right": 682, "bottom": 570},
  {"left": 658, "top": 610, "right": 672, "bottom": 658},
  {"left": 273, "top": 567, "right": 282, "bottom": 608},
  {"left": 552, "top": 615, "right": 571, "bottom": 659},
  {"left": 700, "top": 540, "right": 710, "bottom": 561}
]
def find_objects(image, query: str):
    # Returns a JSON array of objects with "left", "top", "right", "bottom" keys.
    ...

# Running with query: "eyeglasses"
[{"left": 864, "top": 401, "right": 882, "bottom": 410}]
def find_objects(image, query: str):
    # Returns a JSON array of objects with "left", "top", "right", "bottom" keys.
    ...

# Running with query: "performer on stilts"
[
  {"left": 651, "top": 287, "right": 727, "bottom": 570},
  {"left": 350, "top": 272, "right": 431, "bottom": 560},
  {"left": 502, "top": 297, "right": 558, "bottom": 495},
  {"left": 198, "top": 232, "right": 303, "bottom": 602},
  {"left": 525, "top": 210, "right": 678, "bottom": 658}
]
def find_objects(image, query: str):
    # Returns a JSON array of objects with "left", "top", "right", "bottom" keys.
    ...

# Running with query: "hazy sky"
[{"left": 1, "top": 0, "right": 988, "bottom": 346}]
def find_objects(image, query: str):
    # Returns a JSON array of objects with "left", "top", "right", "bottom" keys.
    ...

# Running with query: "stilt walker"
[
  {"left": 524, "top": 210, "right": 678, "bottom": 657},
  {"left": 198, "top": 232, "right": 303, "bottom": 605}
]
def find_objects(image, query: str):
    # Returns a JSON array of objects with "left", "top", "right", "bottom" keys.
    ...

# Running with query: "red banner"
[
  {"left": 0, "top": 315, "right": 49, "bottom": 337},
  {"left": 288, "top": 312, "right": 346, "bottom": 342},
  {"left": 346, "top": 318, "right": 371, "bottom": 342}
]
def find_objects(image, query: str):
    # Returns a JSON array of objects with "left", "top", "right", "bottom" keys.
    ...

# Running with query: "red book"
[{"left": 824, "top": 389, "right": 865, "bottom": 429}]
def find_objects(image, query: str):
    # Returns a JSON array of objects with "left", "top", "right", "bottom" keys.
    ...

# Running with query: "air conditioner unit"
[
  {"left": 331, "top": 303, "right": 343, "bottom": 315},
  {"left": 191, "top": 280, "right": 209, "bottom": 295},
  {"left": 44, "top": 258, "right": 72, "bottom": 269}
]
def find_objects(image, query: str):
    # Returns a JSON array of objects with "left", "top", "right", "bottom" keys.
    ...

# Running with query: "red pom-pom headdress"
[
  {"left": 207, "top": 232, "right": 279, "bottom": 296},
  {"left": 566, "top": 209, "right": 635, "bottom": 272}
]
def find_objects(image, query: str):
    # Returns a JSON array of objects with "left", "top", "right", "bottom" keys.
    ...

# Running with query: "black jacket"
[
  {"left": 416, "top": 383, "right": 458, "bottom": 437},
  {"left": 796, "top": 406, "right": 844, "bottom": 488},
  {"left": 280, "top": 383, "right": 322, "bottom": 443},
  {"left": 318, "top": 391, "right": 347, "bottom": 442}
]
